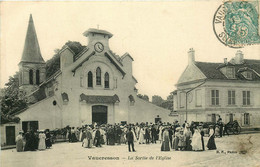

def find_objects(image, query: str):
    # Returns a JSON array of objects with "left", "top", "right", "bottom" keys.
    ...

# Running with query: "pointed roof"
[{"left": 20, "top": 14, "right": 45, "bottom": 64}]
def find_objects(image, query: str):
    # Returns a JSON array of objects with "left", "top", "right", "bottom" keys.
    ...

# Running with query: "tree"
[
  {"left": 46, "top": 41, "right": 86, "bottom": 78},
  {"left": 0, "top": 73, "right": 25, "bottom": 124},
  {"left": 137, "top": 94, "right": 149, "bottom": 101},
  {"left": 152, "top": 95, "right": 164, "bottom": 106}
]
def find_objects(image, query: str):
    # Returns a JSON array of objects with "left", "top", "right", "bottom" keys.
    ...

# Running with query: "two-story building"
[{"left": 173, "top": 48, "right": 260, "bottom": 128}]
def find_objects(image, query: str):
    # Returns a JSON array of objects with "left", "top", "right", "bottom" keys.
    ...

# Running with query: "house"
[{"left": 173, "top": 48, "right": 260, "bottom": 127}]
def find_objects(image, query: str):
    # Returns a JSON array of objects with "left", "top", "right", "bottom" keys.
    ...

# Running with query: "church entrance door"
[{"left": 92, "top": 105, "right": 108, "bottom": 125}]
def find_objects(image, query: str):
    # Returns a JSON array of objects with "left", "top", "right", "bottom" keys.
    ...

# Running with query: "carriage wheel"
[{"left": 227, "top": 128, "right": 233, "bottom": 135}]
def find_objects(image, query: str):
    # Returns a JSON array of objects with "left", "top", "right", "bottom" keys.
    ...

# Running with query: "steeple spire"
[{"left": 20, "top": 14, "right": 45, "bottom": 63}]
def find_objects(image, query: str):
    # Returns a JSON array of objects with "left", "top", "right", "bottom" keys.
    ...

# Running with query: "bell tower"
[{"left": 19, "top": 14, "right": 46, "bottom": 96}]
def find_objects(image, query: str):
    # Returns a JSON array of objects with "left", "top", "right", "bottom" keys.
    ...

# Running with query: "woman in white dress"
[
  {"left": 191, "top": 129, "right": 203, "bottom": 151},
  {"left": 138, "top": 127, "right": 145, "bottom": 144},
  {"left": 158, "top": 126, "right": 163, "bottom": 143},
  {"left": 38, "top": 130, "right": 46, "bottom": 151}
]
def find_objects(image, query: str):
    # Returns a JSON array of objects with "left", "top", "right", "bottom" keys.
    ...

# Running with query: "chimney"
[
  {"left": 188, "top": 48, "right": 195, "bottom": 65},
  {"left": 224, "top": 58, "right": 227, "bottom": 64},
  {"left": 235, "top": 50, "right": 244, "bottom": 64}
]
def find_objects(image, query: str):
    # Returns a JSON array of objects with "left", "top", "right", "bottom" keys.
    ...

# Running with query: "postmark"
[{"left": 213, "top": 1, "right": 260, "bottom": 48}]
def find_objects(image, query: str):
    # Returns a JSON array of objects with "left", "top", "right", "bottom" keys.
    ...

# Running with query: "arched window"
[
  {"left": 36, "top": 70, "right": 40, "bottom": 85},
  {"left": 96, "top": 67, "right": 101, "bottom": 85},
  {"left": 88, "top": 71, "right": 93, "bottom": 87},
  {"left": 105, "top": 72, "right": 109, "bottom": 88},
  {"left": 29, "top": 69, "right": 33, "bottom": 85}
]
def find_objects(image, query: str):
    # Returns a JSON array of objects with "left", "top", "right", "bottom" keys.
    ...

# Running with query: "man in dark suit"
[
  {"left": 126, "top": 127, "right": 136, "bottom": 152},
  {"left": 95, "top": 127, "right": 102, "bottom": 147},
  {"left": 151, "top": 125, "right": 157, "bottom": 144}
]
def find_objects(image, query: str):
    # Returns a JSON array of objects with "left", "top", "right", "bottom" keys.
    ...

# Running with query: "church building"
[{"left": 12, "top": 15, "right": 171, "bottom": 132}]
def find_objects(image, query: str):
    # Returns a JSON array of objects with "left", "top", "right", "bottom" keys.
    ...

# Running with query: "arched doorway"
[{"left": 92, "top": 105, "right": 107, "bottom": 125}]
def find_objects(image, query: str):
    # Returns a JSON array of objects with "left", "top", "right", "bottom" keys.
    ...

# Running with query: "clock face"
[{"left": 94, "top": 42, "right": 104, "bottom": 53}]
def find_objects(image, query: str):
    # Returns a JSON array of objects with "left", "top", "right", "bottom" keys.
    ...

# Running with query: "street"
[{"left": 1, "top": 133, "right": 260, "bottom": 167}]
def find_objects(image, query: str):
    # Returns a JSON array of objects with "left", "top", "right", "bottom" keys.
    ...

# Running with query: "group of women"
[
  {"left": 161, "top": 124, "right": 217, "bottom": 151},
  {"left": 16, "top": 129, "right": 52, "bottom": 152}
]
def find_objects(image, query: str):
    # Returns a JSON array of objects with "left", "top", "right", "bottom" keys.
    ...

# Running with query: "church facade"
[{"left": 12, "top": 15, "right": 171, "bottom": 132}]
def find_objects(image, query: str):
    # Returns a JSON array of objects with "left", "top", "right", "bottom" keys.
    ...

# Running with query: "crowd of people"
[
  {"left": 15, "top": 129, "right": 52, "bottom": 152},
  {"left": 16, "top": 118, "right": 227, "bottom": 152}
]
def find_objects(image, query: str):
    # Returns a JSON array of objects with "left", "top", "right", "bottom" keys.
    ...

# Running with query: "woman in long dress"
[
  {"left": 138, "top": 127, "right": 145, "bottom": 144},
  {"left": 120, "top": 128, "right": 127, "bottom": 144},
  {"left": 178, "top": 129, "right": 186, "bottom": 151},
  {"left": 71, "top": 127, "right": 78, "bottom": 143},
  {"left": 158, "top": 126, "right": 163, "bottom": 143},
  {"left": 86, "top": 128, "right": 93, "bottom": 148},
  {"left": 173, "top": 127, "right": 180, "bottom": 150},
  {"left": 45, "top": 129, "right": 52, "bottom": 148},
  {"left": 184, "top": 126, "right": 192, "bottom": 151},
  {"left": 191, "top": 129, "right": 203, "bottom": 151},
  {"left": 38, "top": 131, "right": 46, "bottom": 150},
  {"left": 16, "top": 131, "right": 24, "bottom": 152},
  {"left": 161, "top": 128, "right": 170, "bottom": 151},
  {"left": 207, "top": 126, "right": 217, "bottom": 150}
]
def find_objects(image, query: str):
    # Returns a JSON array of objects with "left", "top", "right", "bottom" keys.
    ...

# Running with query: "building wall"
[
  {"left": 174, "top": 80, "right": 260, "bottom": 126},
  {"left": 16, "top": 96, "right": 62, "bottom": 130},
  {"left": 129, "top": 96, "right": 171, "bottom": 124}
]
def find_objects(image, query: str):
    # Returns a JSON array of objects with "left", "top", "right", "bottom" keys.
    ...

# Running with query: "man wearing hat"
[
  {"left": 95, "top": 126, "right": 102, "bottom": 147},
  {"left": 126, "top": 127, "right": 136, "bottom": 152}
]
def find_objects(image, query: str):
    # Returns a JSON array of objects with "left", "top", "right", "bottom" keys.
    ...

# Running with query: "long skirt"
[
  {"left": 173, "top": 137, "right": 179, "bottom": 150},
  {"left": 16, "top": 139, "right": 24, "bottom": 152},
  {"left": 185, "top": 139, "right": 192, "bottom": 151},
  {"left": 71, "top": 133, "right": 78, "bottom": 142},
  {"left": 207, "top": 135, "right": 216, "bottom": 150},
  {"left": 83, "top": 138, "right": 88, "bottom": 148},
  {"left": 161, "top": 140, "right": 170, "bottom": 151},
  {"left": 120, "top": 134, "right": 126, "bottom": 144},
  {"left": 38, "top": 139, "right": 46, "bottom": 150},
  {"left": 138, "top": 134, "right": 145, "bottom": 144},
  {"left": 88, "top": 139, "right": 93, "bottom": 148},
  {"left": 45, "top": 139, "right": 52, "bottom": 148},
  {"left": 191, "top": 137, "right": 202, "bottom": 151}
]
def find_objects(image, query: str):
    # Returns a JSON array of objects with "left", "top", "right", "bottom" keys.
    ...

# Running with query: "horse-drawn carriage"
[
  {"left": 193, "top": 120, "right": 241, "bottom": 136},
  {"left": 226, "top": 120, "right": 241, "bottom": 135}
]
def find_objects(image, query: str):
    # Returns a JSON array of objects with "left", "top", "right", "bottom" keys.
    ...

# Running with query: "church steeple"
[
  {"left": 20, "top": 14, "right": 45, "bottom": 64},
  {"left": 19, "top": 14, "right": 46, "bottom": 96}
]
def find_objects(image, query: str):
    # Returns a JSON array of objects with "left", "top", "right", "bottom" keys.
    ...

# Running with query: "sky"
[{"left": 1, "top": 1, "right": 260, "bottom": 99}]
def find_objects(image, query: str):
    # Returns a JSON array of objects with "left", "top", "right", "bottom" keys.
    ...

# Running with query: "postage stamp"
[{"left": 213, "top": 1, "right": 260, "bottom": 48}]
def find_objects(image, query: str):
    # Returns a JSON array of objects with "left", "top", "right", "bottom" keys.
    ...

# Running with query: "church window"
[
  {"left": 104, "top": 72, "right": 109, "bottom": 88},
  {"left": 96, "top": 67, "right": 101, "bottom": 85},
  {"left": 29, "top": 69, "right": 33, "bottom": 85},
  {"left": 88, "top": 71, "right": 93, "bottom": 88},
  {"left": 36, "top": 70, "right": 40, "bottom": 85}
]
